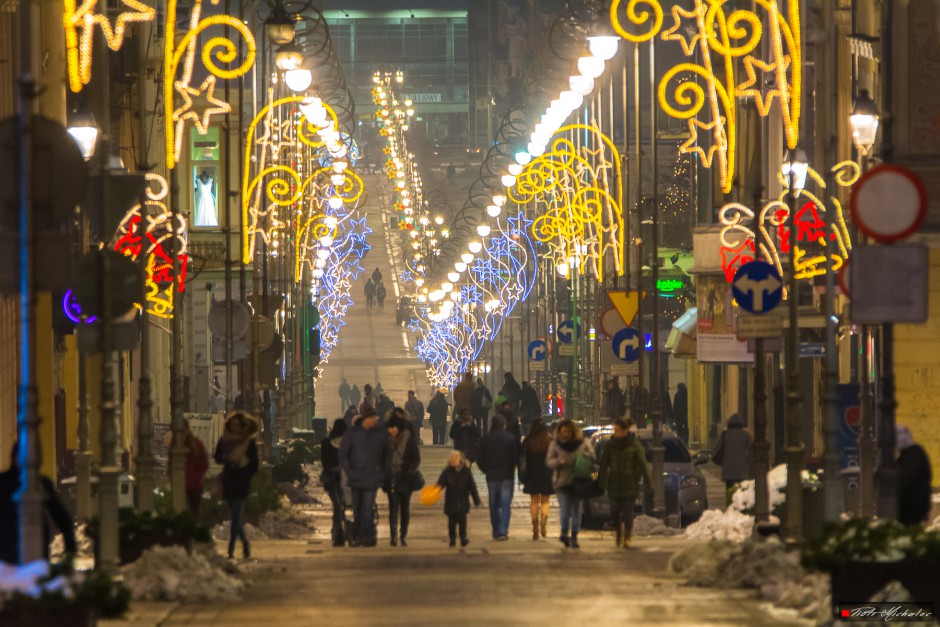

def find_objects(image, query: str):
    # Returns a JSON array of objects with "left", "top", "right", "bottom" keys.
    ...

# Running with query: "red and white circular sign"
[{"left": 850, "top": 164, "right": 927, "bottom": 243}]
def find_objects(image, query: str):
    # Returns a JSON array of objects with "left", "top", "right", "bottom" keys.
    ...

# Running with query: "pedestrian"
[
  {"left": 500, "top": 372, "right": 522, "bottom": 411},
  {"left": 519, "top": 381, "right": 541, "bottom": 432},
  {"left": 169, "top": 419, "right": 210, "bottom": 516},
  {"left": 343, "top": 404, "right": 358, "bottom": 427},
  {"left": 470, "top": 377, "right": 493, "bottom": 434},
  {"left": 673, "top": 383, "right": 689, "bottom": 444},
  {"left": 437, "top": 450, "right": 481, "bottom": 547},
  {"left": 339, "top": 378, "right": 351, "bottom": 409},
  {"left": 598, "top": 418, "right": 650, "bottom": 548},
  {"left": 450, "top": 407, "right": 482, "bottom": 466},
  {"left": 711, "top": 413, "right": 752, "bottom": 492},
  {"left": 405, "top": 390, "right": 425, "bottom": 443},
  {"left": 359, "top": 384, "right": 374, "bottom": 416},
  {"left": 376, "top": 282, "right": 387, "bottom": 309},
  {"left": 546, "top": 418, "right": 595, "bottom": 548},
  {"left": 320, "top": 419, "right": 348, "bottom": 547},
  {"left": 374, "top": 382, "right": 384, "bottom": 398},
  {"left": 477, "top": 415, "right": 521, "bottom": 540},
  {"left": 453, "top": 371, "right": 475, "bottom": 416},
  {"left": 896, "top": 425, "right": 933, "bottom": 526},
  {"left": 376, "top": 393, "right": 394, "bottom": 423},
  {"left": 495, "top": 400, "right": 522, "bottom": 440},
  {"left": 0, "top": 441, "right": 76, "bottom": 564},
  {"left": 384, "top": 411, "right": 421, "bottom": 546},
  {"left": 447, "top": 164, "right": 457, "bottom": 185},
  {"left": 214, "top": 411, "right": 260, "bottom": 559},
  {"left": 339, "top": 406, "right": 393, "bottom": 547},
  {"left": 520, "top": 418, "right": 553, "bottom": 540},
  {"left": 372, "top": 267, "right": 383, "bottom": 284},
  {"left": 349, "top": 384, "right": 362, "bottom": 408},
  {"left": 427, "top": 390, "right": 450, "bottom": 446},
  {"left": 605, "top": 379, "right": 626, "bottom": 420},
  {"left": 364, "top": 278, "right": 375, "bottom": 308}
]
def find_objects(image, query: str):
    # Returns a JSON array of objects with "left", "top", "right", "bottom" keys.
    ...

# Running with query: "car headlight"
[{"left": 680, "top": 476, "right": 701, "bottom": 488}]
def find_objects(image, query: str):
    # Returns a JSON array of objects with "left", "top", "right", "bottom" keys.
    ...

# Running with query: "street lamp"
[
  {"left": 67, "top": 112, "right": 98, "bottom": 160},
  {"left": 284, "top": 67, "right": 313, "bottom": 93},
  {"left": 275, "top": 43, "right": 303, "bottom": 71},
  {"left": 849, "top": 89, "right": 879, "bottom": 155},
  {"left": 780, "top": 147, "right": 807, "bottom": 547},
  {"left": 265, "top": 0, "right": 296, "bottom": 45}
]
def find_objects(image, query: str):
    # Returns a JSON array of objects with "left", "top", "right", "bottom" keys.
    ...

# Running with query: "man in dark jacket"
[
  {"left": 470, "top": 378, "right": 492, "bottom": 433},
  {"left": 494, "top": 401, "right": 522, "bottom": 440},
  {"left": 375, "top": 393, "right": 395, "bottom": 423},
  {"left": 712, "top": 413, "right": 752, "bottom": 491},
  {"left": 453, "top": 372, "right": 475, "bottom": 416},
  {"left": 476, "top": 416, "right": 521, "bottom": 540},
  {"left": 404, "top": 390, "right": 425, "bottom": 443},
  {"left": 897, "top": 425, "right": 933, "bottom": 526},
  {"left": 339, "top": 407, "right": 393, "bottom": 546},
  {"left": 519, "top": 381, "right": 541, "bottom": 431}
]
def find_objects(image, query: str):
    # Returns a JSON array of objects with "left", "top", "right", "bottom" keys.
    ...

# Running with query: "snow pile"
[
  {"left": 121, "top": 546, "right": 242, "bottom": 602},
  {"left": 50, "top": 523, "right": 93, "bottom": 559},
  {"left": 258, "top": 502, "right": 314, "bottom": 539},
  {"left": 633, "top": 514, "right": 682, "bottom": 537},
  {"left": 213, "top": 521, "right": 267, "bottom": 542},
  {"left": 670, "top": 538, "right": 829, "bottom": 623},
  {"left": 0, "top": 560, "right": 71, "bottom": 599},
  {"left": 927, "top": 515, "right": 940, "bottom": 532},
  {"left": 683, "top": 508, "right": 773, "bottom": 543}
]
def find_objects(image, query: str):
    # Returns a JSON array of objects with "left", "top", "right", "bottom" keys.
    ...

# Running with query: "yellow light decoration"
[
  {"left": 64, "top": 0, "right": 155, "bottom": 92},
  {"left": 511, "top": 123, "right": 624, "bottom": 281},
  {"left": 610, "top": 0, "right": 663, "bottom": 43},
  {"left": 164, "top": 0, "right": 256, "bottom": 168},
  {"left": 718, "top": 160, "right": 858, "bottom": 284}
]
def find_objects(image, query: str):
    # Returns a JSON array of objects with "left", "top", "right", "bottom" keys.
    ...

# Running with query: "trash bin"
[
  {"left": 310, "top": 417, "right": 328, "bottom": 442},
  {"left": 841, "top": 467, "right": 861, "bottom": 517}
]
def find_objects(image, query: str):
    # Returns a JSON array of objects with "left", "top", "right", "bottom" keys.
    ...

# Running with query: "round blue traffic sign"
[
  {"left": 527, "top": 339, "right": 547, "bottom": 361},
  {"left": 557, "top": 319, "right": 581, "bottom": 344},
  {"left": 611, "top": 327, "right": 641, "bottom": 363},
  {"left": 732, "top": 261, "right": 783, "bottom": 314}
]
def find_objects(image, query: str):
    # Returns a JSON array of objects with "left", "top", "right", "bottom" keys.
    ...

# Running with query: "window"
[{"left": 190, "top": 127, "right": 220, "bottom": 228}]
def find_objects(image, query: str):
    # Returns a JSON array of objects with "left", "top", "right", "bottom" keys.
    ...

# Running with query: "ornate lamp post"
[{"left": 780, "top": 147, "right": 807, "bottom": 547}]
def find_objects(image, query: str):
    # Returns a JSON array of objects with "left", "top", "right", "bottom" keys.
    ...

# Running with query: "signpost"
[
  {"left": 850, "top": 164, "right": 927, "bottom": 243},
  {"left": 732, "top": 261, "right": 783, "bottom": 315},
  {"left": 607, "top": 290, "right": 644, "bottom": 326},
  {"left": 557, "top": 319, "right": 581, "bottom": 344},
  {"left": 611, "top": 327, "right": 642, "bottom": 363},
  {"left": 527, "top": 339, "right": 547, "bottom": 361}
]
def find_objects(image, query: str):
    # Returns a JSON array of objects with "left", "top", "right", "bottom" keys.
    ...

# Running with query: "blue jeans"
[
  {"left": 226, "top": 497, "right": 247, "bottom": 556},
  {"left": 486, "top": 479, "right": 513, "bottom": 537},
  {"left": 557, "top": 491, "right": 583, "bottom": 535},
  {"left": 351, "top": 487, "right": 378, "bottom": 546}
]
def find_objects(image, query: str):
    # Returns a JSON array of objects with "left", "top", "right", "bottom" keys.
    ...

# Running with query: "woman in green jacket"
[{"left": 598, "top": 418, "right": 650, "bottom": 548}]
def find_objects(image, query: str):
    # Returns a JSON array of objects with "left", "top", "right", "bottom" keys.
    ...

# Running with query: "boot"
[
  {"left": 615, "top": 524, "right": 624, "bottom": 548},
  {"left": 623, "top": 526, "right": 632, "bottom": 548},
  {"left": 559, "top": 533, "right": 570, "bottom": 548},
  {"left": 540, "top": 513, "right": 548, "bottom": 538},
  {"left": 571, "top": 533, "right": 580, "bottom": 549},
  {"left": 449, "top": 535, "right": 456, "bottom": 548},
  {"left": 532, "top": 517, "right": 540, "bottom": 541},
  {"left": 242, "top": 539, "right": 251, "bottom": 559}
]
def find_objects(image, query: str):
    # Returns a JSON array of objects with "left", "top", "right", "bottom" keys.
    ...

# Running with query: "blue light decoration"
[
  {"left": 317, "top": 133, "right": 360, "bottom": 168},
  {"left": 62, "top": 289, "right": 97, "bottom": 324}
]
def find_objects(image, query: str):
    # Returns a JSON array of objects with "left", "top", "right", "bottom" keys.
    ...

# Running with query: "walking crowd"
[{"left": 321, "top": 371, "right": 653, "bottom": 550}]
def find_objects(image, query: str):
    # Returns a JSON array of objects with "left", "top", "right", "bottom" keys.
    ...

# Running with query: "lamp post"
[
  {"left": 848, "top": 90, "right": 879, "bottom": 517},
  {"left": 780, "top": 148, "right": 807, "bottom": 547}
]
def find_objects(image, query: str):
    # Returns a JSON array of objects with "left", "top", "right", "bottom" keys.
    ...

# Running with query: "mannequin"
[{"left": 194, "top": 168, "right": 218, "bottom": 227}]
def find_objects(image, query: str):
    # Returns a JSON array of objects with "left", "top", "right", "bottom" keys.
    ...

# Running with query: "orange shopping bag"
[{"left": 419, "top": 484, "right": 442, "bottom": 506}]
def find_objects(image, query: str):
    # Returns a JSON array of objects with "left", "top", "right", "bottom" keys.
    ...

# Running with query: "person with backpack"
[
  {"left": 598, "top": 418, "right": 650, "bottom": 548},
  {"left": 376, "top": 282, "right": 387, "bottom": 309},
  {"left": 450, "top": 407, "right": 482, "bottom": 466},
  {"left": 384, "top": 412, "right": 421, "bottom": 546},
  {"left": 470, "top": 378, "right": 492, "bottom": 433},
  {"left": 521, "top": 418, "right": 554, "bottom": 540},
  {"left": 437, "top": 450, "right": 481, "bottom": 547},
  {"left": 546, "top": 418, "right": 595, "bottom": 548}
]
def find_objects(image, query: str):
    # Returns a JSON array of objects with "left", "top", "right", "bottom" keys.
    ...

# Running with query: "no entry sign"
[{"left": 850, "top": 164, "right": 927, "bottom": 243}]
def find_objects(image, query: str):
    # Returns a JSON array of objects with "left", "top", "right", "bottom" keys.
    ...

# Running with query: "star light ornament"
[{"left": 64, "top": 0, "right": 156, "bottom": 92}]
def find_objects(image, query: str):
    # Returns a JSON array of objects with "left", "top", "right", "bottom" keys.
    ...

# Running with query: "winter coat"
[
  {"left": 453, "top": 379, "right": 475, "bottom": 414},
  {"left": 185, "top": 437, "right": 210, "bottom": 492},
  {"left": 713, "top": 414, "right": 752, "bottom": 482},
  {"left": 470, "top": 385, "right": 492, "bottom": 418},
  {"left": 376, "top": 284, "right": 387, "bottom": 301},
  {"left": 376, "top": 397, "right": 395, "bottom": 421},
  {"left": 546, "top": 438, "right": 595, "bottom": 491},
  {"left": 599, "top": 434, "right": 650, "bottom": 500},
  {"left": 320, "top": 437, "right": 343, "bottom": 487},
  {"left": 386, "top": 430, "right": 421, "bottom": 494},
  {"left": 477, "top": 428, "right": 521, "bottom": 482},
  {"left": 501, "top": 377, "right": 521, "bottom": 409},
  {"left": 898, "top": 444, "right": 932, "bottom": 525},
  {"left": 428, "top": 394, "right": 449, "bottom": 424},
  {"left": 405, "top": 398, "right": 425, "bottom": 425},
  {"left": 437, "top": 465, "right": 481, "bottom": 516},
  {"left": 214, "top": 437, "right": 259, "bottom": 500},
  {"left": 364, "top": 280, "right": 375, "bottom": 297},
  {"left": 521, "top": 440, "right": 554, "bottom": 495},
  {"left": 339, "top": 423, "right": 393, "bottom": 490},
  {"left": 450, "top": 421, "right": 482, "bottom": 463},
  {"left": 519, "top": 386, "right": 541, "bottom": 421}
]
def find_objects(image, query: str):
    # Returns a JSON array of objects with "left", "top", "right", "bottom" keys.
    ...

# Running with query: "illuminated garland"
[
  {"left": 718, "top": 160, "right": 858, "bottom": 283},
  {"left": 64, "top": 0, "right": 155, "bottom": 92},
  {"left": 613, "top": 0, "right": 802, "bottom": 193},
  {"left": 164, "top": 0, "right": 256, "bottom": 168}
]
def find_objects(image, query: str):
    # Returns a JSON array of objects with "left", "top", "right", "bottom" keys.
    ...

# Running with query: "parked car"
[{"left": 582, "top": 426, "right": 709, "bottom": 528}]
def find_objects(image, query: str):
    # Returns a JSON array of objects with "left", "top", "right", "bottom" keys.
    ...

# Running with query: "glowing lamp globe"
[
  {"left": 486, "top": 205, "right": 501, "bottom": 218},
  {"left": 284, "top": 68, "right": 312, "bottom": 92},
  {"left": 507, "top": 163, "right": 522, "bottom": 176},
  {"left": 577, "top": 56, "right": 605, "bottom": 79},
  {"left": 476, "top": 224, "right": 491, "bottom": 237},
  {"left": 454, "top": 262, "right": 467, "bottom": 273},
  {"left": 328, "top": 196, "right": 343, "bottom": 209},
  {"left": 468, "top": 241, "right": 483, "bottom": 254},
  {"left": 460, "top": 253, "right": 474, "bottom": 264},
  {"left": 588, "top": 35, "right": 619, "bottom": 61},
  {"left": 569, "top": 75, "right": 594, "bottom": 96},
  {"left": 447, "top": 272, "right": 460, "bottom": 282},
  {"left": 515, "top": 151, "right": 532, "bottom": 165},
  {"left": 501, "top": 174, "right": 516, "bottom": 187}
]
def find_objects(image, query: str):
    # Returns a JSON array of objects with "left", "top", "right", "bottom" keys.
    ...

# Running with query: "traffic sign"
[
  {"left": 557, "top": 319, "right": 581, "bottom": 344},
  {"left": 737, "top": 312, "right": 783, "bottom": 338},
  {"left": 850, "top": 164, "right": 927, "bottom": 243},
  {"left": 732, "top": 261, "right": 783, "bottom": 314},
  {"left": 599, "top": 307, "right": 626, "bottom": 339},
  {"left": 611, "top": 327, "right": 641, "bottom": 363},
  {"left": 607, "top": 290, "right": 644, "bottom": 325},
  {"left": 527, "top": 339, "right": 547, "bottom": 361}
]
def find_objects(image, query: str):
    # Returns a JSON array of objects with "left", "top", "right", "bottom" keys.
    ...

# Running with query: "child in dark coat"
[{"left": 437, "top": 450, "right": 481, "bottom": 547}]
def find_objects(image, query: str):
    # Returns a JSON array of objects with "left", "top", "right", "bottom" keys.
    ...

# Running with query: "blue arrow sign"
[
  {"left": 557, "top": 319, "right": 581, "bottom": 344},
  {"left": 611, "top": 327, "right": 641, "bottom": 363},
  {"left": 732, "top": 261, "right": 783, "bottom": 314},
  {"left": 527, "top": 339, "right": 547, "bottom": 361}
]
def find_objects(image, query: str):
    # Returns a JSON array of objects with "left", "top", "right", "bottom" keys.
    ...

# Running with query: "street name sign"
[
  {"left": 737, "top": 312, "right": 784, "bottom": 338},
  {"left": 527, "top": 339, "right": 547, "bottom": 361},
  {"left": 559, "top": 345, "right": 575, "bottom": 357},
  {"left": 611, "top": 327, "right": 641, "bottom": 363},
  {"left": 557, "top": 319, "right": 581, "bottom": 344},
  {"left": 732, "top": 261, "right": 783, "bottom": 314}
]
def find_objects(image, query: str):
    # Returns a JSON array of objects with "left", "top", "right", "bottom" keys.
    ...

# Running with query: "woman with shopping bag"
[{"left": 546, "top": 419, "right": 595, "bottom": 549}]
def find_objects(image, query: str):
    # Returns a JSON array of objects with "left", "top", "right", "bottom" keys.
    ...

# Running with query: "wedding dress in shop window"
[{"left": 194, "top": 171, "right": 218, "bottom": 227}]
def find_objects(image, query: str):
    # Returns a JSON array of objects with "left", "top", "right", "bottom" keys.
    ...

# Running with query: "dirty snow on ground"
[
  {"left": 927, "top": 515, "right": 940, "bottom": 532},
  {"left": 683, "top": 508, "right": 779, "bottom": 542},
  {"left": 632, "top": 514, "right": 683, "bottom": 537},
  {"left": 50, "top": 523, "right": 93, "bottom": 559},
  {"left": 121, "top": 546, "right": 243, "bottom": 602},
  {"left": 212, "top": 521, "right": 267, "bottom": 541}
]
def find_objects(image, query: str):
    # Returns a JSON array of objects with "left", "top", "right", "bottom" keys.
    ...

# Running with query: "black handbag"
[
  {"left": 570, "top": 477, "right": 604, "bottom": 500},
  {"left": 409, "top": 470, "right": 426, "bottom": 492}
]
